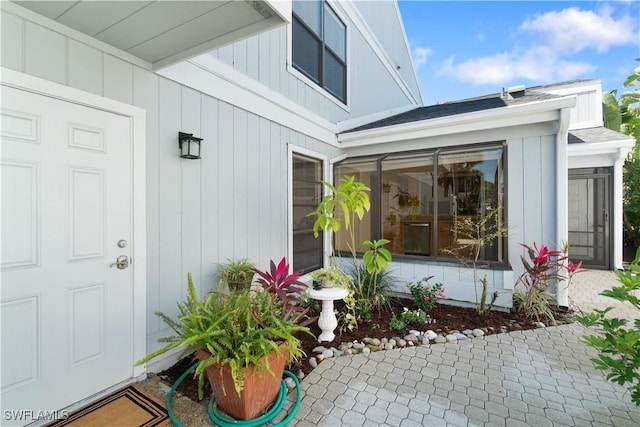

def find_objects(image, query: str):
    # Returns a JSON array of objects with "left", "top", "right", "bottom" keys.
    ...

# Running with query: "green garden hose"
[{"left": 166, "top": 362, "right": 301, "bottom": 427}]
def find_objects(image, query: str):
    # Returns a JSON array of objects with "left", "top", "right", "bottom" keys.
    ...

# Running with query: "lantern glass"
[{"left": 179, "top": 132, "right": 202, "bottom": 159}]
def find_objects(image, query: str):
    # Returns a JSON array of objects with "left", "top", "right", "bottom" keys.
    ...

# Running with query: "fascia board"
[
  {"left": 264, "top": 0, "right": 292, "bottom": 22},
  {"left": 568, "top": 138, "right": 635, "bottom": 156},
  {"left": 338, "top": 96, "right": 577, "bottom": 147},
  {"left": 334, "top": 0, "right": 421, "bottom": 106}
]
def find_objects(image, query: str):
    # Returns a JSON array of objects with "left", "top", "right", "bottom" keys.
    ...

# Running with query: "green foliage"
[
  {"left": 135, "top": 273, "right": 309, "bottom": 399},
  {"left": 576, "top": 248, "right": 640, "bottom": 406},
  {"left": 308, "top": 175, "right": 371, "bottom": 258},
  {"left": 442, "top": 208, "right": 508, "bottom": 315},
  {"left": 604, "top": 59, "right": 640, "bottom": 247},
  {"left": 362, "top": 239, "right": 392, "bottom": 274},
  {"left": 218, "top": 258, "right": 255, "bottom": 291},
  {"left": 513, "top": 242, "right": 582, "bottom": 323},
  {"left": 405, "top": 278, "right": 445, "bottom": 313},
  {"left": 478, "top": 275, "right": 499, "bottom": 315},
  {"left": 388, "top": 315, "right": 406, "bottom": 331},
  {"left": 400, "top": 307, "right": 430, "bottom": 325},
  {"left": 308, "top": 175, "right": 396, "bottom": 330},
  {"left": 388, "top": 308, "right": 430, "bottom": 331},
  {"left": 336, "top": 288, "right": 358, "bottom": 333},
  {"left": 310, "top": 266, "right": 353, "bottom": 289},
  {"left": 347, "top": 263, "right": 395, "bottom": 316}
]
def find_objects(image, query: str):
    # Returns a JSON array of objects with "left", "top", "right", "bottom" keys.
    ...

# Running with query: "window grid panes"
[
  {"left": 292, "top": 154, "right": 324, "bottom": 274},
  {"left": 292, "top": 1, "right": 347, "bottom": 103},
  {"left": 334, "top": 144, "right": 506, "bottom": 263}
]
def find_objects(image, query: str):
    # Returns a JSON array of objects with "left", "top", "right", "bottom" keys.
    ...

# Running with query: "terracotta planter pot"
[{"left": 195, "top": 347, "right": 287, "bottom": 420}]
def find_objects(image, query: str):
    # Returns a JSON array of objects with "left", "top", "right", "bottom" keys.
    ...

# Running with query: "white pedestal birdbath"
[{"left": 309, "top": 287, "right": 349, "bottom": 342}]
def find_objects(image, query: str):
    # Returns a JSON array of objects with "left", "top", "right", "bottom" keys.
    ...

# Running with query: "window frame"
[
  {"left": 290, "top": 0, "right": 348, "bottom": 106},
  {"left": 288, "top": 145, "right": 330, "bottom": 276},
  {"left": 333, "top": 142, "right": 508, "bottom": 267}
]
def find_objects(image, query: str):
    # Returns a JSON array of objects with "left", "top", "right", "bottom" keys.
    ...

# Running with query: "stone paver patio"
[
  {"left": 288, "top": 323, "right": 639, "bottom": 426},
  {"left": 281, "top": 269, "right": 640, "bottom": 426}
]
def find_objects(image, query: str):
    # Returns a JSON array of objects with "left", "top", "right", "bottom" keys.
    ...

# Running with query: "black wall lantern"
[{"left": 178, "top": 132, "right": 203, "bottom": 159}]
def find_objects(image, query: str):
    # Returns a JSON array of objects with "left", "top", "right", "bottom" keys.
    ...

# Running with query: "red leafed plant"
[
  {"left": 514, "top": 242, "right": 583, "bottom": 322},
  {"left": 253, "top": 258, "right": 317, "bottom": 327}
]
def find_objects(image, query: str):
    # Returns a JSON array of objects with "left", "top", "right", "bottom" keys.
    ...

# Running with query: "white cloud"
[
  {"left": 519, "top": 6, "right": 637, "bottom": 54},
  {"left": 413, "top": 47, "right": 433, "bottom": 67},
  {"left": 438, "top": 4, "right": 637, "bottom": 86}
]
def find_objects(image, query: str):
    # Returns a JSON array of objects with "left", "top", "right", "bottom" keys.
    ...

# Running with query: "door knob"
[{"left": 110, "top": 255, "right": 129, "bottom": 269}]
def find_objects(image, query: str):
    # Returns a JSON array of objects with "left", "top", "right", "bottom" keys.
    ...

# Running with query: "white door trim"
[{"left": 1, "top": 67, "right": 147, "bottom": 379}]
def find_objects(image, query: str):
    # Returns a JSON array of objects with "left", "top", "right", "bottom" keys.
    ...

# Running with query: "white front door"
[{"left": 1, "top": 85, "right": 134, "bottom": 425}]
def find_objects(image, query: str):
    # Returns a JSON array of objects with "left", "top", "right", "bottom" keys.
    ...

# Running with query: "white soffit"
[{"left": 12, "top": 0, "right": 289, "bottom": 70}]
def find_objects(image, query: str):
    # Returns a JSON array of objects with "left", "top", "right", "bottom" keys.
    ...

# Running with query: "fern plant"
[{"left": 135, "top": 273, "right": 309, "bottom": 399}]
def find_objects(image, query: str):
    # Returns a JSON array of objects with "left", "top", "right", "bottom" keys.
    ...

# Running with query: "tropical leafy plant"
[
  {"left": 513, "top": 242, "right": 582, "bottom": 322},
  {"left": 576, "top": 248, "right": 640, "bottom": 406},
  {"left": 603, "top": 59, "right": 640, "bottom": 249},
  {"left": 136, "top": 273, "right": 309, "bottom": 399},
  {"left": 308, "top": 175, "right": 371, "bottom": 259},
  {"left": 252, "top": 257, "right": 316, "bottom": 327}
]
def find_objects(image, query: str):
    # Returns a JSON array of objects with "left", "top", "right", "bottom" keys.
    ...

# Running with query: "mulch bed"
[{"left": 158, "top": 298, "right": 574, "bottom": 403}]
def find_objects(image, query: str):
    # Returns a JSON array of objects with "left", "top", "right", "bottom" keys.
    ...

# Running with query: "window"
[
  {"left": 292, "top": 154, "right": 324, "bottom": 273},
  {"left": 334, "top": 144, "right": 506, "bottom": 263},
  {"left": 334, "top": 159, "right": 377, "bottom": 254},
  {"left": 292, "top": 1, "right": 347, "bottom": 103}
]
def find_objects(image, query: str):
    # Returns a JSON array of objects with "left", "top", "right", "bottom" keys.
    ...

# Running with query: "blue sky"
[{"left": 398, "top": 1, "right": 639, "bottom": 105}]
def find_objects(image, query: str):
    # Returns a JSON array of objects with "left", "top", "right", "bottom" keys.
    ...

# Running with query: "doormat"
[{"left": 45, "top": 384, "right": 170, "bottom": 427}]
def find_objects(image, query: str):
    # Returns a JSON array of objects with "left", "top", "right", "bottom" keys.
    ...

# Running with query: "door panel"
[
  {"left": 568, "top": 169, "right": 610, "bottom": 269},
  {"left": 1, "top": 86, "right": 133, "bottom": 425}
]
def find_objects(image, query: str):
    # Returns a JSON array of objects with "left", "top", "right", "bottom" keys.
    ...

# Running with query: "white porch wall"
[
  {"left": 0, "top": 7, "right": 344, "bottom": 367},
  {"left": 342, "top": 122, "right": 561, "bottom": 309}
]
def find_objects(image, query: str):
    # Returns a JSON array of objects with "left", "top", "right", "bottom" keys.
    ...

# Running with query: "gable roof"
[{"left": 342, "top": 89, "right": 560, "bottom": 134}]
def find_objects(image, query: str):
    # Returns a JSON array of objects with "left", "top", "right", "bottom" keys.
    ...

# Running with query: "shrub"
[
  {"left": 400, "top": 307, "right": 430, "bottom": 325},
  {"left": 405, "top": 278, "right": 445, "bottom": 313},
  {"left": 389, "top": 315, "right": 406, "bottom": 331},
  {"left": 576, "top": 249, "right": 640, "bottom": 406},
  {"left": 513, "top": 242, "right": 582, "bottom": 323},
  {"left": 347, "top": 263, "right": 395, "bottom": 316}
]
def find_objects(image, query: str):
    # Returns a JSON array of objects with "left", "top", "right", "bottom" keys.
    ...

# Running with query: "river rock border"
[{"left": 286, "top": 318, "right": 572, "bottom": 384}]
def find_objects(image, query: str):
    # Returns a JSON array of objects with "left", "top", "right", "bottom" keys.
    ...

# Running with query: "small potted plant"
[
  {"left": 136, "top": 269, "right": 311, "bottom": 420},
  {"left": 217, "top": 258, "right": 255, "bottom": 291},
  {"left": 310, "top": 266, "right": 352, "bottom": 289}
]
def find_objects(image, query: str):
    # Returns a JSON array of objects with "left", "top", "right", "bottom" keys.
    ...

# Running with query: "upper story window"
[{"left": 292, "top": 1, "right": 347, "bottom": 103}]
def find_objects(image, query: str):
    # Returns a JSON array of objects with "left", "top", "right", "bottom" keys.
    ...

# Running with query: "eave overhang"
[{"left": 10, "top": 0, "right": 290, "bottom": 70}]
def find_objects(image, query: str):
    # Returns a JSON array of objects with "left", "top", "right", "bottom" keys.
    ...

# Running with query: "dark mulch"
[{"left": 158, "top": 298, "right": 573, "bottom": 403}]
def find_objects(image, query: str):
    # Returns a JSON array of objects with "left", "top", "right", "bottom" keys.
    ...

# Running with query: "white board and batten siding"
[
  {"left": 0, "top": 6, "right": 343, "bottom": 366},
  {"left": 343, "top": 120, "right": 561, "bottom": 309},
  {"left": 208, "top": 1, "right": 421, "bottom": 124}
]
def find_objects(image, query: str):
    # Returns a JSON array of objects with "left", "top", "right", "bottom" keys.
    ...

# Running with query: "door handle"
[{"left": 109, "top": 255, "right": 129, "bottom": 270}]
